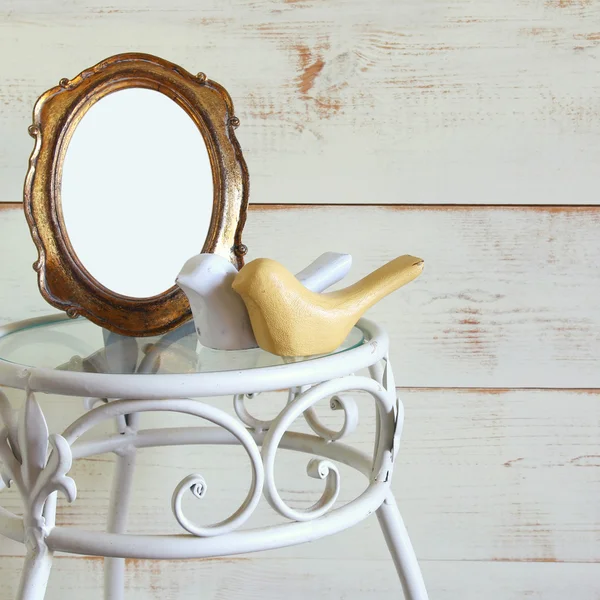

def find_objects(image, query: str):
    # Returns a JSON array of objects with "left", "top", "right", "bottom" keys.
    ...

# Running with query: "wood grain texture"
[
  {"left": 1, "top": 0, "right": 600, "bottom": 205},
  {"left": 1, "top": 3, "right": 599, "bottom": 595},
  {"left": 1, "top": 556, "right": 599, "bottom": 600},
  {"left": 247, "top": 205, "right": 600, "bottom": 387},
  {"left": 1, "top": 204, "right": 599, "bottom": 387},
  {"left": 0, "top": 387, "right": 598, "bottom": 599}
]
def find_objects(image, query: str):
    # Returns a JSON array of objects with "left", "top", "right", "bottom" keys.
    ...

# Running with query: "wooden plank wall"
[{"left": 1, "top": 1, "right": 599, "bottom": 598}]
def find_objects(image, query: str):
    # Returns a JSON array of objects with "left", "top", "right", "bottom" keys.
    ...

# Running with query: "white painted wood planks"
[
  {"left": 1, "top": 0, "right": 599, "bottom": 204},
  {"left": 1, "top": 204, "right": 599, "bottom": 387}
]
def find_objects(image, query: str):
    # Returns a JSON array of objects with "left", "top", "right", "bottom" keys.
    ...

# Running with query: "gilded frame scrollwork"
[{"left": 24, "top": 53, "right": 249, "bottom": 336}]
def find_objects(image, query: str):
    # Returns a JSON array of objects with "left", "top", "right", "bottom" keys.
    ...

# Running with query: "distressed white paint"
[
  {"left": 2, "top": 206, "right": 599, "bottom": 387},
  {"left": 1, "top": 0, "right": 599, "bottom": 597},
  {"left": 0, "top": 556, "right": 597, "bottom": 600},
  {"left": 1, "top": 0, "right": 599, "bottom": 205},
  {"left": 247, "top": 205, "right": 600, "bottom": 387}
]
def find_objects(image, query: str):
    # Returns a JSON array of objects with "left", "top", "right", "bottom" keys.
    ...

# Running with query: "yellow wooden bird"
[{"left": 232, "top": 255, "right": 424, "bottom": 357}]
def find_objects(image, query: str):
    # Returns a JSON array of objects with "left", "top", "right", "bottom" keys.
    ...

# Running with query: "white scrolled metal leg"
[
  {"left": 16, "top": 538, "right": 54, "bottom": 600},
  {"left": 0, "top": 317, "right": 429, "bottom": 599},
  {"left": 0, "top": 388, "right": 77, "bottom": 600},
  {"left": 377, "top": 493, "right": 429, "bottom": 600},
  {"left": 368, "top": 357, "right": 428, "bottom": 600},
  {"left": 104, "top": 448, "right": 136, "bottom": 600},
  {"left": 18, "top": 488, "right": 59, "bottom": 600}
]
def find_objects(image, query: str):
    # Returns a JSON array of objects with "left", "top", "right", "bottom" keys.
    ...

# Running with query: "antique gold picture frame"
[{"left": 24, "top": 53, "right": 249, "bottom": 337}]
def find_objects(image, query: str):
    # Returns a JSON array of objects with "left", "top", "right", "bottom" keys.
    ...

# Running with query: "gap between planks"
[
  {"left": 397, "top": 386, "right": 600, "bottom": 393},
  {"left": 248, "top": 204, "right": 600, "bottom": 212},
  {"left": 2, "top": 202, "right": 600, "bottom": 211},
  {"left": 0, "top": 556, "right": 597, "bottom": 565}
]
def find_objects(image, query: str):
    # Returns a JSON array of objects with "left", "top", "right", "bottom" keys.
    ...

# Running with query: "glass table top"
[{"left": 0, "top": 317, "right": 365, "bottom": 375}]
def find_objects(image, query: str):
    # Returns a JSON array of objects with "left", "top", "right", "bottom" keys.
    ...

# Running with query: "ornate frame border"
[{"left": 24, "top": 53, "right": 249, "bottom": 337}]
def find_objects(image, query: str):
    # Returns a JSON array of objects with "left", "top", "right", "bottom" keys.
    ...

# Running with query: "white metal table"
[{"left": 0, "top": 314, "right": 428, "bottom": 600}]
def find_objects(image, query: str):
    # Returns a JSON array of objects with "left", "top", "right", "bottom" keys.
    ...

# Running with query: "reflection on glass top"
[{"left": 0, "top": 318, "right": 365, "bottom": 375}]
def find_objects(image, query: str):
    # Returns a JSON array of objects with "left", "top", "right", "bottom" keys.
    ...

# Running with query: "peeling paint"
[
  {"left": 296, "top": 46, "right": 325, "bottom": 95},
  {"left": 546, "top": 0, "right": 591, "bottom": 7}
]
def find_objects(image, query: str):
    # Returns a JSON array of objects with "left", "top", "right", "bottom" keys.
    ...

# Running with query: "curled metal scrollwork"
[
  {"left": 261, "top": 375, "right": 396, "bottom": 522},
  {"left": 0, "top": 389, "right": 76, "bottom": 551},
  {"left": 62, "top": 398, "right": 264, "bottom": 537},
  {"left": 0, "top": 390, "right": 19, "bottom": 463},
  {"left": 233, "top": 387, "right": 305, "bottom": 432},
  {"left": 233, "top": 393, "right": 273, "bottom": 431},
  {"left": 369, "top": 355, "right": 404, "bottom": 461},
  {"left": 303, "top": 393, "right": 359, "bottom": 442}
]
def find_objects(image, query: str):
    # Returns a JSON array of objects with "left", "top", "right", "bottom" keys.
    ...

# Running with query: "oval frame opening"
[{"left": 60, "top": 86, "right": 215, "bottom": 299}]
